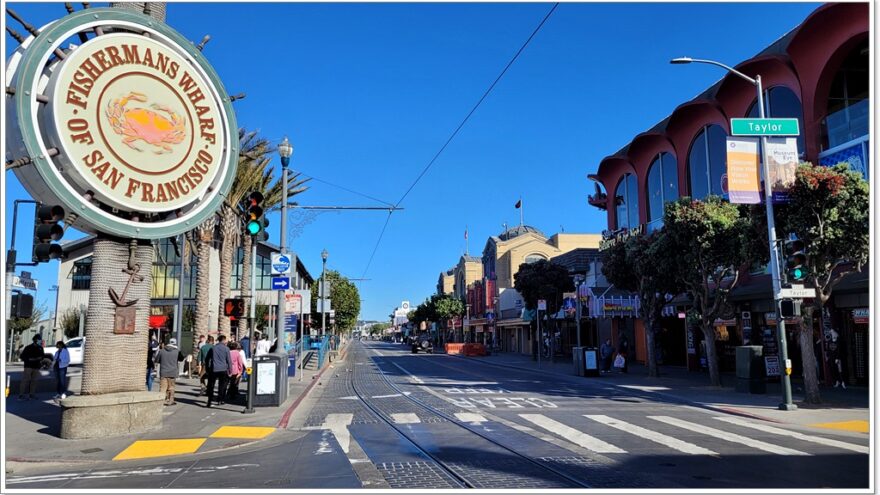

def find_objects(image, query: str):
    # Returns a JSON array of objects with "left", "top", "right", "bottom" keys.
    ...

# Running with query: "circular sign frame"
[{"left": 6, "top": 8, "right": 238, "bottom": 239}]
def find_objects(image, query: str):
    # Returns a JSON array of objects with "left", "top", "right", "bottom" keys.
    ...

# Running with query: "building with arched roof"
[{"left": 588, "top": 3, "right": 868, "bottom": 383}]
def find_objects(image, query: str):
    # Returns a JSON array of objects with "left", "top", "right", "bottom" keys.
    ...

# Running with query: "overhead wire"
[{"left": 359, "top": 2, "right": 560, "bottom": 278}]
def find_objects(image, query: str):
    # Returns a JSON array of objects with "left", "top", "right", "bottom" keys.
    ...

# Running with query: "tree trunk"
[
  {"left": 241, "top": 234, "right": 253, "bottom": 337},
  {"left": 645, "top": 316, "right": 659, "bottom": 378},
  {"left": 192, "top": 218, "right": 214, "bottom": 357},
  {"left": 81, "top": 236, "right": 152, "bottom": 394},
  {"left": 216, "top": 208, "right": 238, "bottom": 337},
  {"left": 798, "top": 304, "right": 823, "bottom": 404},
  {"left": 701, "top": 323, "right": 722, "bottom": 387}
]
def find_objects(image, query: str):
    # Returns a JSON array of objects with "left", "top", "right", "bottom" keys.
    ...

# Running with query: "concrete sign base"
[{"left": 60, "top": 392, "right": 164, "bottom": 439}]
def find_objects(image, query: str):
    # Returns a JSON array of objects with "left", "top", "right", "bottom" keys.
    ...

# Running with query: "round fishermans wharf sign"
[{"left": 6, "top": 8, "right": 238, "bottom": 239}]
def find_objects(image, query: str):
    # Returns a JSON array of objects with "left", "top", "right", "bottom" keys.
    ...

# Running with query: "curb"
[
  {"left": 451, "top": 354, "right": 784, "bottom": 424},
  {"left": 276, "top": 344, "right": 347, "bottom": 429}
]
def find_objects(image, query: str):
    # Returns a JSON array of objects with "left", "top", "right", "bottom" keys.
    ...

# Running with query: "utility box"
[
  {"left": 584, "top": 348, "right": 600, "bottom": 377},
  {"left": 572, "top": 347, "right": 585, "bottom": 376},
  {"left": 252, "top": 353, "right": 289, "bottom": 406},
  {"left": 735, "top": 345, "right": 766, "bottom": 394}
]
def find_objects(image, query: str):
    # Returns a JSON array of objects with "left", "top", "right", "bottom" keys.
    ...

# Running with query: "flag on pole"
[
  {"left": 464, "top": 227, "right": 468, "bottom": 240},
  {"left": 514, "top": 198, "right": 522, "bottom": 209}
]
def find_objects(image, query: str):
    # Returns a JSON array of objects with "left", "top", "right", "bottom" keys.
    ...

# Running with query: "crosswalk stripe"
[
  {"left": 648, "top": 416, "right": 809, "bottom": 456},
  {"left": 519, "top": 414, "right": 626, "bottom": 453},
  {"left": 714, "top": 416, "right": 869, "bottom": 454},
  {"left": 584, "top": 415, "right": 718, "bottom": 456},
  {"left": 455, "top": 412, "right": 488, "bottom": 423},
  {"left": 322, "top": 413, "right": 354, "bottom": 454},
  {"left": 391, "top": 413, "right": 421, "bottom": 424}
]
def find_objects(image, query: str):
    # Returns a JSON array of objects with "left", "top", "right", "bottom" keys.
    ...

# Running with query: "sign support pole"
[{"left": 245, "top": 241, "right": 257, "bottom": 414}]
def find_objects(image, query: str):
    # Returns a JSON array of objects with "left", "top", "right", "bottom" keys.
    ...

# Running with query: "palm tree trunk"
[
  {"left": 192, "top": 218, "right": 215, "bottom": 357},
  {"left": 216, "top": 207, "right": 238, "bottom": 337},
  {"left": 81, "top": 236, "right": 153, "bottom": 394},
  {"left": 241, "top": 234, "right": 253, "bottom": 336}
]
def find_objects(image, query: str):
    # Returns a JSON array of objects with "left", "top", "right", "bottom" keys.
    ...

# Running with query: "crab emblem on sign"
[{"left": 106, "top": 92, "right": 186, "bottom": 154}]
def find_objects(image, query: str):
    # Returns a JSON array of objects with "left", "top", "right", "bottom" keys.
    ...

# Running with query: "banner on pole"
[
  {"left": 765, "top": 137, "right": 799, "bottom": 203},
  {"left": 726, "top": 137, "right": 761, "bottom": 204}
]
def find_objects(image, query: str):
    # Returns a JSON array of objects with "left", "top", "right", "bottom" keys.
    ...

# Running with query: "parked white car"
[{"left": 65, "top": 337, "right": 85, "bottom": 365}]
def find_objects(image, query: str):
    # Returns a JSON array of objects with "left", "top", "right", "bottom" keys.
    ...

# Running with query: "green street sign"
[{"left": 730, "top": 118, "right": 800, "bottom": 136}]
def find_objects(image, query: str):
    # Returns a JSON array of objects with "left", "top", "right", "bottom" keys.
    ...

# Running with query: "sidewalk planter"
[{"left": 60, "top": 391, "right": 164, "bottom": 439}]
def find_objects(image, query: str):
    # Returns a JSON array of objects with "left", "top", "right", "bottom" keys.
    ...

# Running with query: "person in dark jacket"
[
  {"left": 154, "top": 338, "right": 184, "bottom": 405},
  {"left": 19, "top": 335, "right": 46, "bottom": 400},
  {"left": 617, "top": 334, "right": 630, "bottom": 373},
  {"left": 146, "top": 336, "right": 159, "bottom": 391},
  {"left": 206, "top": 335, "right": 231, "bottom": 407},
  {"left": 600, "top": 339, "right": 615, "bottom": 373}
]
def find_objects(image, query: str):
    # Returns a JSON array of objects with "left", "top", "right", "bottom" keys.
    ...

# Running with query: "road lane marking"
[
  {"left": 715, "top": 417, "right": 869, "bottom": 454},
  {"left": 322, "top": 413, "right": 354, "bottom": 453},
  {"left": 209, "top": 426, "right": 275, "bottom": 439},
  {"left": 807, "top": 420, "right": 870, "bottom": 434},
  {"left": 584, "top": 415, "right": 717, "bottom": 456},
  {"left": 391, "top": 413, "right": 421, "bottom": 424},
  {"left": 7, "top": 464, "right": 259, "bottom": 484},
  {"left": 112, "top": 439, "right": 207, "bottom": 461},
  {"left": 648, "top": 416, "right": 809, "bottom": 456},
  {"left": 519, "top": 414, "right": 626, "bottom": 453},
  {"left": 390, "top": 362, "right": 424, "bottom": 383},
  {"left": 455, "top": 412, "right": 488, "bottom": 424}
]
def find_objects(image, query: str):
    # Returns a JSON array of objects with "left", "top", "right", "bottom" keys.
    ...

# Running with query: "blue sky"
[{"left": 4, "top": 2, "right": 820, "bottom": 321}]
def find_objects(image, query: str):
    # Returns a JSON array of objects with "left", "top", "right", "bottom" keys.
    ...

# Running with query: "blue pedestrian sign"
[
  {"left": 271, "top": 277, "right": 290, "bottom": 290},
  {"left": 271, "top": 253, "right": 292, "bottom": 274}
]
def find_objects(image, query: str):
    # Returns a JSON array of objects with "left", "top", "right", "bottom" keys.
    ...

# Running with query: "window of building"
[
  {"left": 70, "top": 256, "right": 92, "bottom": 290},
  {"left": 688, "top": 124, "right": 728, "bottom": 201},
  {"left": 230, "top": 247, "right": 274, "bottom": 290},
  {"left": 151, "top": 238, "right": 197, "bottom": 299},
  {"left": 822, "top": 40, "right": 868, "bottom": 150},
  {"left": 646, "top": 152, "right": 679, "bottom": 231},
  {"left": 523, "top": 254, "right": 546, "bottom": 264},
  {"left": 747, "top": 86, "right": 806, "bottom": 158},
  {"left": 614, "top": 173, "right": 639, "bottom": 229}
]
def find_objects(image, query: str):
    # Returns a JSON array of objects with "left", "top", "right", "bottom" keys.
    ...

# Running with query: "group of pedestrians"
[
  {"left": 17, "top": 335, "right": 71, "bottom": 401},
  {"left": 195, "top": 334, "right": 250, "bottom": 408},
  {"left": 600, "top": 335, "right": 629, "bottom": 374}
]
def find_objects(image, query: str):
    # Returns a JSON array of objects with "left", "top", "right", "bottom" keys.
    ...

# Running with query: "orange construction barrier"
[{"left": 445, "top": 343, "right": 466, "bottom": 355}]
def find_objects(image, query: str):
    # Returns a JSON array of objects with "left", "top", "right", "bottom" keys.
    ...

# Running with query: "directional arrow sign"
[
  {"left": 272, "top": 277, "right": 290, "bottom": 291},
  {"left": 778, "top": 287, "right": 816, "bottom": 299}
]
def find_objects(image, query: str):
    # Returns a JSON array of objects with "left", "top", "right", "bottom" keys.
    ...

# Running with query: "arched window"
[
  {"left": 614, "top": 173, "right": 639, "bottom": 229},
  {"left": 747, "top": 86, "right": 806, "bottom": 157},
  {"left": 646, "top": 152, "right": 679, "bottom": 230},
  {"left": 822, "top": 40, "right": 868, "bottom": 150},
  {"left": 523, "top": 254, "right": 546, "bottom": 264},
  {"left": 688, "top": 124, "right": 728, "bottom": 200}
]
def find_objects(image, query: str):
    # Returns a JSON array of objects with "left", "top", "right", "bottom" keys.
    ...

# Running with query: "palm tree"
[
  {"left": 192, "top": 216, "right": 216, "bottom": 358},
  {"left": 216, "top": 129, "right": 273, "bottom": 338}
]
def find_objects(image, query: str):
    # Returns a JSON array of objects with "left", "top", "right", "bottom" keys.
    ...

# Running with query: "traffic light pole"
[
  {"left": 755, "top": 75, "right": 796, "bottom": 410},
  {"left": 277, "top": 158, "right": 289, "bottom": 346},
  {"left": 245, "top": 240, "right": 257, "bottom": 414},
  {"left": 6, "top": 200, "right": 39, "bottom": 321}
]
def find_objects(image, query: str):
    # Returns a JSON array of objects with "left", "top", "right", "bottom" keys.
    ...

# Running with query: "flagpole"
[
  {"left": 519, "top": 197, "right": 524, "bottom": 227},
  {"left": 465, "top": 226, "right": 469, "bottom": 256}
]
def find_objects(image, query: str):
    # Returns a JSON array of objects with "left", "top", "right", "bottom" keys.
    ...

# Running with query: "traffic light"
[
  {"left": 224, "top": 298, "right": 245, "bottom": 317},
  {"left": 32, "top": 204, "right": 65, "bottom": 262},
  {"left": 780, "top": 299, "right": 801, "bottom": 318},
  {"left": 11, "top": 293, "right": 34, "bottom": 319},
  {"left": 244, "top": 192, "right": 268, "bottom": 240},
  {"left": 783, "top": 238, "right": 808, "bottom": 283}
]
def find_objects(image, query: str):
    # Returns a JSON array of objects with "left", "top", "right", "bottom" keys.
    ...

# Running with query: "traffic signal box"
[
  {"left": 32, "top": 204, "right": 65, "bottom": 262},
  {"left": 245, "top": 192, "right": 269, "bottom": 241},
  {"left": 224, "top": 298, "right": 245, "bottom": 317},
  {"left": 783, "top": 238, "right": 808, "bottom": 284}
]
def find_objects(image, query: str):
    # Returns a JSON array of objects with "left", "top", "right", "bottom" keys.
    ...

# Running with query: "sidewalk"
[
  {"left": 3, "top": 345, "right": 346, "bottom": 471},
  {"left": 457, "top": 351, "right": 869, "bottom": 432}
]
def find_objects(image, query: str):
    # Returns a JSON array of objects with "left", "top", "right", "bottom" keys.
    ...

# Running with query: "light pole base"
[{"left": 778, "top": 402, "right": 798, "bottom": 411}]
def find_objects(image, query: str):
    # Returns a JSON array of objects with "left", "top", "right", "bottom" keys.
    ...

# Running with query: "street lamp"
[
  {"left": 321, "top": 249, "right": 328, "bottom": 338},
  {"left": 671, "top": 56, "right": 796, "bottom": 411},
  {"left": 277, "top": 137, "right": 293, "bottom": 345}
]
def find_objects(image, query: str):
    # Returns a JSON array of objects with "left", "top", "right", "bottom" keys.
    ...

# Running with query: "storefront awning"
[
  {"left": 587, "top": 287, "right": 640, "bottom": 318},
  {"left": 497, "top": 318, "right": 528, "bottom": 327}
]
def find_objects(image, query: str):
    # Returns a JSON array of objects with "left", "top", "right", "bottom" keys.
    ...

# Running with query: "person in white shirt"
[{"left": 255, "top": 334, "right": 271, "bottom": 356}]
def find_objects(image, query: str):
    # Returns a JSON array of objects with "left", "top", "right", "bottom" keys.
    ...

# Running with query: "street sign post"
[
  {"left": 778, "top": 287, "right": 817, "bottom": 299},
  {"left": 271, "top": 277, "right": 290, "bottom": 291},
  {"left": 730, "top": 118, "right": 800, "bottom": 136},
  {"left": 271, "top": 253, "right": 292, "bottom": 275},
  {"left": 537, "top": 300, "right": 547, "bottom": 311}
]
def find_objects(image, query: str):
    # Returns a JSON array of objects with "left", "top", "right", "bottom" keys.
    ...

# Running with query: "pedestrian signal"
[{"left": 224, "top": 298, "right": 245, "bottom": 317}]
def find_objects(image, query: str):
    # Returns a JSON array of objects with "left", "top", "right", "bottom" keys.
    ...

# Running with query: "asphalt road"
[{"left": 6, "top": 340, "right": 869, "bottom": 489}]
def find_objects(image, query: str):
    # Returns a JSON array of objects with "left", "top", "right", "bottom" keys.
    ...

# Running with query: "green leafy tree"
[
  {"left": 602, "top": 232, "right": 681, "bottom": 377},
  {"left": 514, "top": 260, "right": 574, "bottom": 358},
  {"left": 310, "top": 270, "right": 361, "bottom": 334},
  {"left": 433, "top": 294, "right": 465, "bottom": 335},
  {"left": 776, "top": 162, "right": 869, "bottom": 403},
  {"left": 662, "top": 196, "right": 766, "bottom": 387},
  {"left": 8, "top": 303, "right": 47, "bottom": 352},
  {"left": 369, "top": 322, "right": 391, "bottom": 336},
  {"left": 60, "top": 307, "right": 85, "bottom": 340}
]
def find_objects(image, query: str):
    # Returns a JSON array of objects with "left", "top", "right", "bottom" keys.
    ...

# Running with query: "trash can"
[
  {"left": 584, "top": 348, "right": 600, "bottom": 377},
  {"left": 735, "top": 345, "right": 766, "bottom": 394},
  {"left": 572, "top": 347, "right": 585, "bottom": 376},
  {"left": 252, "top": 353, "right": 289, "bottom": 407}
]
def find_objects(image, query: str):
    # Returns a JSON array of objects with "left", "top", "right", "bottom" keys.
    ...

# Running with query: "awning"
[
  {"left": 587, "top": 287, "right": 640, "bottom": 318},
  {"left": 497, "top": 318, "right": 529, "bottom": 327}
]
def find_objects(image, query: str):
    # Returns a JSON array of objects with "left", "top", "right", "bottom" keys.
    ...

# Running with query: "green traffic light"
[
  {"left": 792, "top": 267, "right": 804, "bottom": 280},
  {"left": 246, "top": 220, "right": 261, "bottom": 235}
]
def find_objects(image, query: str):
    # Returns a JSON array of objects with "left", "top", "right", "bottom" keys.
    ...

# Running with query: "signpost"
[
  {"left": 271, "top": 253, "right": 292, "bottom": 275},
  {"left": 271, "top": 277, "right": 291, "bottom": 291},
  {"left": 730, "top": 118, "right": 800, "bottom": 136},
  {"left": 778, "top": 287, "right": 817, "bottom": 299}
]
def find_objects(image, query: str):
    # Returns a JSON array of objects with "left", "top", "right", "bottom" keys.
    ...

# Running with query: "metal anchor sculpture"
[{"left": 109, "top": 264, "right": 144, "bottom": 307}]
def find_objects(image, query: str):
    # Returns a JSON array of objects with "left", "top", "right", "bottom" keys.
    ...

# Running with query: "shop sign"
[
  {"left": 852, "top": 308, "right": 869, "bottom": 324},
  {"left": 599, "top": 224, "right": 645, "bottom": 252},
  {"left": 764, "top": 355, "right": 781, "bottom": 377},
  {"left": 7, "top": 8, "right": 238, "bottom": 239},
  {"left": 686, "top": 327, "right": 696, "bottom": 355},
  {"left": 713, "top": 317, "right": 738, "bottom": 327}
]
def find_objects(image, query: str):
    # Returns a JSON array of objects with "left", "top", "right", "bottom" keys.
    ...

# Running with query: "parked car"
[
  {"left": 411, "top": 334, "right": 433, "bottom": 354},
  {"left": 65, "top": 337, "right": 85, "bottom": 365}
]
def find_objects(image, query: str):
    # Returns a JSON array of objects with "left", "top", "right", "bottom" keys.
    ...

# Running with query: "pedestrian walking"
[
  {"left": 18, "top": 335, "right": 46, "bottom": 400},
  {"left": 206, "top": 335, "right": 231, "bottom": 407},
  {"left": 198, "top": 335, "right": 215, "bottom": 395},
  {"left": 240, "top": 333, "right": 251, "bottom": 359},
  {"left": 154, "top": 338, "right": 185, "bottom": 406},
  {"left": 146, "top": 336, "right": 159, "bottom": 391},
  {"left": 255, "top": 334, "right": 271, "bottom": 356},
  {"left": 600, "top": 339, "right": 615, "bottom": 373},
  {"left": 196, "top": 334, "right": 207, "bottom": 352},
  {"left": 52, "top": 341, "right": 70, "bottom": 400},
  {"left": 827, "top": 329, "right": 846, "bottom": 389},
  {"left": 617, "top": 334, "right": 630, "bottom": 373},
  {"left": 227, "top": 342, "right": 244, "bottom": 400}
]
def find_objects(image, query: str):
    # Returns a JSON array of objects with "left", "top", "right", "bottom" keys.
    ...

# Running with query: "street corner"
[
  {"left": 808, "top": 420, "right": 869, "bottom": 434},
  {"left": 112, "top": 425, "right": 277, "bottom": 461},
  {"left": 210, "top": 425, "right": 276, "bottom": 440}
]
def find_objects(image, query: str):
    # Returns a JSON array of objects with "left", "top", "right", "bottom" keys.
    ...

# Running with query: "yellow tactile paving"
[
  {"left": 809, "top": 420, "right": 869, "bottom": 433},
  {"left": 209, "top": 425, "right": 276, "bottom": 439},
  {"left": 113, "top": 438, "right": 207, "bottom": 461}
]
